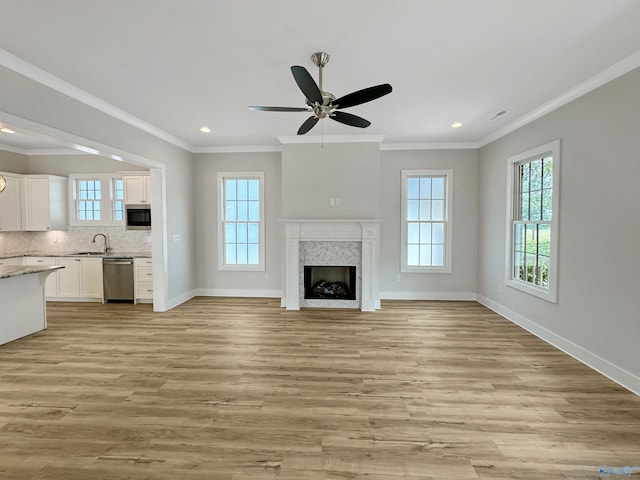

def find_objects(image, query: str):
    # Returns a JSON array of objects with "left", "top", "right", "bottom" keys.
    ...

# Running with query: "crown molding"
[
  {"left": 192, "top": 144, "right": 282, "bottom": 154},
  {"left": 0, "top": 48, "right": 191, "bottom": 152},
  {"left": 277, "top": 134, "right": 385, "bottom": 144},
  {"left": 478, "top": 48, "right": 640, "bottom": 147},
  {"left": 381, "top": 142, "right": 480, "bottom": 151}
]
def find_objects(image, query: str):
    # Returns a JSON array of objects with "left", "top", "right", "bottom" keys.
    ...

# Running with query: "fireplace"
[
  {"left": 304, "top": 266, "right": 356, "bottom": 300},
  {"left": 281, "top": 220, "right": 381, "bottom": 311}
]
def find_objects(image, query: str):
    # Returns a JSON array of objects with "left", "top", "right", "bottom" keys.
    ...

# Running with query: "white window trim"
[
  {"left": 68, "top": 173, "right": 124, "bottom": 227},
  {"left": 504, "top": 139, "right": 560, "bottom": 303},
  {"left": 400, "top": 169, "right": 453, "bottom": 273},
  {"left": 217, "top": 171, "right": 265, "bottom": 272}
]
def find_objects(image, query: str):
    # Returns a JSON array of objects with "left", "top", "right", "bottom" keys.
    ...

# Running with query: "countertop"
[
  {"left": 0, "top": 265, "right": 64, "bottom": 280},
  {"left": 0, "top": 252, "right": 152, "bottom": 260}
]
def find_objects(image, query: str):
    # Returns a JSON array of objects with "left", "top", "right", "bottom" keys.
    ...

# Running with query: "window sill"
[{"left": 506, "top": 278, "right": 557, "bottom": 303}]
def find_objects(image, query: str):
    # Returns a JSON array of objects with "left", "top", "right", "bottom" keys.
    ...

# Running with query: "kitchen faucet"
[{"left": 91, "top": 233, "right": 111, "bottom": 254}]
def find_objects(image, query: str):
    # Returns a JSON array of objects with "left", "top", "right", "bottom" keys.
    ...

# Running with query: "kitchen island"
[{"left": 0, "top": 264, "right": 63, "bottom": 346}]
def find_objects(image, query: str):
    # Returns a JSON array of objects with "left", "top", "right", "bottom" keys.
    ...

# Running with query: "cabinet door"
[
  {"left": 23, "top": 256, "right": 57, "bottom": 296},
  {"left": 0, "top": 174, "right": 22, "bottom": 231},
  {"left": 24, "top": 177, "right": 51, "bottom": 231},
  {"left": 56, "top": 257, "right": 81, "bottom": 297},
  {"left": 80, "top": 258, "right": 103, "bottom": 298},
  {"left": 123, "top": 176, "right": 149, "bottom": 204}
]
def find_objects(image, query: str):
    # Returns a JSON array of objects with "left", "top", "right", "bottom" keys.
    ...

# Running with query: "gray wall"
[
  {"left": 477, "top": 67, "right": 640, "bottom": 391},
  {"left": 380, "top": 149, "right": 479, "bottom": 298},
  {"left": 281, "top": 142, "right": 381, "bottom": 219},
  {"left": 193, "top": 151, "right": 283, "bottom": 296},
  {"left": 193, "top": 146, "right": 479, "bottom": 301}
]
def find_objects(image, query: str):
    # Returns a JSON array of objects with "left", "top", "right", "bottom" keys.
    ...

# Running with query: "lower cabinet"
[
  {"left": 23, "top": 257, "right": 58, "bottom": 297},
  {"left": 134, "top": 257, "right": 153, "bottom": 303},
  {"left": 0, "top": 256, "right": 24, "bottom": 266},
  {"left": 24, "top": 256, "right": 103, "bottom": 301},
  {"left": 80, "top": 257, "right": 103, "bottom": 298},
  {"left": 56, "top": 257, "right": 102, "bottom": 300},
  {"left": 16, "top": 255, "right": 150, "bottom": 304}
]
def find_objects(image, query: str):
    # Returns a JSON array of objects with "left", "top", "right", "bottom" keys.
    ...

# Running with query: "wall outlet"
[
  {"left": 265, "top": 273, "right": 270, "bottom": 281},
  {"left": 330, "top": 198, "right": 336, "bottom": 206},
  {"left": 498, "top": 284, "right": 503, "bottom": 293},
  {"left": 395, "top": 274, "right": 401, "bottom": 282},
  {"left": 173, "top": 234, "right": 181, "bottom": 242}
]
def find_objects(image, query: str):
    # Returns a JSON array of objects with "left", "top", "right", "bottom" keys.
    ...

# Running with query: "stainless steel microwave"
[{"left": 125, "top": 205, "right": 151, "bottom": 230}]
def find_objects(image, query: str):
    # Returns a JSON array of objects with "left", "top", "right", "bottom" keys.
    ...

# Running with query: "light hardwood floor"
[{"left": 1, "top": 298, "right": 639, "bottom": 479}]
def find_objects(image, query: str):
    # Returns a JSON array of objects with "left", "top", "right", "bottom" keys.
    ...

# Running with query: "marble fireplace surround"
[{"left": 281, "top": 219, "right": 381, "bottom": 311}]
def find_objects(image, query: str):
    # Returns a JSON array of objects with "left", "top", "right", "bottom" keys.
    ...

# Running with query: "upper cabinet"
[
  {"left": 0, "top": 172, "right": 23, "bottom": 231},
  {"left": 23, "top": 175, "right": 68, "bottom": 231},
  {"left": 122, "top": 174, "right": 151, "bottom": 205}
]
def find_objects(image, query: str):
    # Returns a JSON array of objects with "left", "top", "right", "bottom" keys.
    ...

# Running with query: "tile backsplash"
[{"left": 0, "top": 226, "right": 152, "bottom": 256}]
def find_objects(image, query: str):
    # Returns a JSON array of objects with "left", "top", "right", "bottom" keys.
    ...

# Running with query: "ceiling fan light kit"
[{"left": 248, "top": 52, "right": 392, "bottom": 135}]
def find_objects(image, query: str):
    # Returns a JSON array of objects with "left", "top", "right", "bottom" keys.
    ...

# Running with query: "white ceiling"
[{"left": 1, "top": 0, "right": 640, "bottom": 152}]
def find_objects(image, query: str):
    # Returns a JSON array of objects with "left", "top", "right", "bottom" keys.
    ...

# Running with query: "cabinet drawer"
[
  {"left": 135, "top": 282, "right": 154, "bottom": 299},
  {"left": 135, "top": 267, "right": 153, "bottom": 282}
]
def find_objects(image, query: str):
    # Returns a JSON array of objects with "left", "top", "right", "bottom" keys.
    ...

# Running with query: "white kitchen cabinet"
[
  {"left": 0, "top": 256, "right": 24, "bottom": 266},
  {"left": 122, "top": 174, "right": 151, "bottom": 205},
  {"left": 80, "top": 257, "right": 103, "bottom": 299},
  {"left": 23, "top": 175, "right": 68, "bottom": 231},
  {"left": 56, "top": 257, "right": 81, "bottom": 297},
  {"left": 134, "top": 257, "right": 153, "bottom": 303},
  {"left": 56, "top": 256, "right": 103, "bottom": 301},
  {"left": 0, "top": 172, "right": 23, "bottom": 231},
  {"left": 23, "top": 256, "right": 58, "bottom": 297}
]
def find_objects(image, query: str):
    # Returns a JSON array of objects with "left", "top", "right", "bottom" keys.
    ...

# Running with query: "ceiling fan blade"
[
  {"left": 291, "top": 66, "right": 323, "bottom": 105},
  {"left": 332, "top": 83, "right": 392, "bottom": 109},
  {"left": 330, "top": 111, "right": 371, "bottom": 128},
  {"left": 297, "top": 116, "right": 319, "bottom": 135},
  {"left": 248, "top": 106, "right": 310, "bottom": 112}
]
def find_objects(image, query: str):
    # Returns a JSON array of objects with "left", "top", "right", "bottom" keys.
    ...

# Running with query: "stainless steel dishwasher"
[{"left": 102, "top": 257, "right": 134, "bottom": 303}]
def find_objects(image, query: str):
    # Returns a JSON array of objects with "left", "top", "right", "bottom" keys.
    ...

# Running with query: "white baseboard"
[
  {"left": 477, "top": 295, "right": 640, "bottom": 396},
  {"left": 164, "top": 289, "right": 197, "bottom": 311},
  {"left": 194, "top": 288, "right": 283, "bottom": 298},
  {"left": 380, "top": 291, "right": 477, "bottom": 301}
]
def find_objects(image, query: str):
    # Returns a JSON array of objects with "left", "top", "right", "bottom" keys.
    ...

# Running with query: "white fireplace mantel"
[{"left": 280, "top": 219, "right": 382, "bottom": 311}]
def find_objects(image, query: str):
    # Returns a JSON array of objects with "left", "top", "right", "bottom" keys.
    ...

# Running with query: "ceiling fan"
[{"left": 248, "top": 52, "right": 392, "bottom": 135}]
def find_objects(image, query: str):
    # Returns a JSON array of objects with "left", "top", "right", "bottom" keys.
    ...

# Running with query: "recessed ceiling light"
[
  {"left": 0, "top": 127, "right": 16, "bottom": 134},
  {"left": 450, "top": 121, "right": 463, "bottom": 128},
  {"left": 200, "top": 126, "right": 211, "bottom": 133}
]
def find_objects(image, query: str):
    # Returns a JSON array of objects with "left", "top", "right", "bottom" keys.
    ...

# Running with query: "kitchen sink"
[{"left": 70, "top": 251, "right": 104, "bottom": 256}]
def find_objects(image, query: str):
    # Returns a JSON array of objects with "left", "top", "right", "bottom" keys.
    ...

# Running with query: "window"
[
  {"left": 113, "top": 178, "right": 124, "bottom": 221},
  {"left": 506, "top": 140, "right": 560, "bottom": 302},
  {"left": 69, "top": 174, "right": 125, "bottom": 226},
  {"left": 217, "top": 172, "right": 265, "bottom": 271},
  {"left": 401, "top": 169, "right": 453, "bottom": 273},
  {"left": 77, "top": 179, "right": 102, "bottom": 221}
]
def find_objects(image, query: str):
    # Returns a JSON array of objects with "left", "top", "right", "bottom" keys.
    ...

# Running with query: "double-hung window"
[
  {"left": 218, "top": 172, "right": 265, "bottom": 271},
  {"left": 401, "top": 169, "right": 453, "bottom": 273},
  {"left": 70, "top": 174, "right": 124, "bottom": 226},
  {"left": 506, "top": 140, "right": 560, "bottom": 302}
]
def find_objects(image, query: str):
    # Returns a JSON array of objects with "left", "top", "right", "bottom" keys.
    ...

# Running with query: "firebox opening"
[{"left": 304, "top": 266, "right": 356, "bottom": 300}]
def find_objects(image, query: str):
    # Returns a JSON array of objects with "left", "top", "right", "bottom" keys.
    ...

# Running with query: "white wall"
[
  {"left": 477, "top": 67, "right": 640, "bottom": 393},
  {"left": 379, "top": 149, "right": 479, "bottom": 299},
  {"left": 193, "top": 151, "right": 283, "bottom": 297}
]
